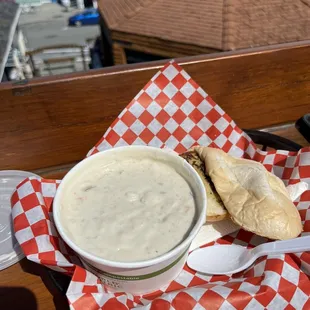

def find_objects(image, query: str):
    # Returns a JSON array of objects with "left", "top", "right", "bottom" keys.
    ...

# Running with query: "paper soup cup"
[{"left": 53, "top": 146, "right": 207, "bottom": 294}]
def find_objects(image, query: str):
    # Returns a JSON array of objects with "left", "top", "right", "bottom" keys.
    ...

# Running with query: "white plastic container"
[
  {"left": 53, "top": 146, "right": 207, "bottom": 294},
  {"left": 1, "top": 170, "right": 40, "bottom": 270}
]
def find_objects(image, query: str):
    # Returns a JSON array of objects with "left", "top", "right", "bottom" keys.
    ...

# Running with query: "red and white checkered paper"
[{"left": 12, "top": 61, "right": 310, "bottom": 310}]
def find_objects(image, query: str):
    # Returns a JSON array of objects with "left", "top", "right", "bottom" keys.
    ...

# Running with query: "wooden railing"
[{"left": 0, "top": 41, "right": 309, "bottom": 175}]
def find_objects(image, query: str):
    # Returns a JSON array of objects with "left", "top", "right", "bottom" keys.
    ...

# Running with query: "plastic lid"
[{"left": 0, "top": 170, "right": 40, "bottom": 270}]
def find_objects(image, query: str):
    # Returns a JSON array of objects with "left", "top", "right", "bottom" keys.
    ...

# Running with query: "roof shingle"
[{"left": 99, "top": 0, "right": 310, "bottom": 51}]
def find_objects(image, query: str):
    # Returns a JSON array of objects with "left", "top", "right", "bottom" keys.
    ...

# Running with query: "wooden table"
[{"left": 0, "top": 42, "right": 309, "bottom": 309}]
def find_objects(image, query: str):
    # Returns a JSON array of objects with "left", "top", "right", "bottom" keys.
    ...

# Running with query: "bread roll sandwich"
[{"left": 194, "top": 146, "right": 303, "bottom": 240}]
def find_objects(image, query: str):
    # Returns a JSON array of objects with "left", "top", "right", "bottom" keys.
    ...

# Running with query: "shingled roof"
[{"left": 99, "top": 0, "right": 310, "bottom": 51}]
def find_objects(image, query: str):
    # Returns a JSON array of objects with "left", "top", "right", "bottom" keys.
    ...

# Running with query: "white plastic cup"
[{"left": 53, "top": 146, "right": 207, "bottom": 294}]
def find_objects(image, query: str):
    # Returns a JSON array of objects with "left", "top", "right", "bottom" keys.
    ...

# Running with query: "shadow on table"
[
  {"left": 40, "top": 268, "right": 70, "bottom": 310},
  {"left": 20, "top": 257, "right": 42, "bottom": 276},
  {"left": 20, "top": 258, "right": 70, "bottom": 310},
  {"left": 0, "top": 287, "right": 37, "bottom": 310}
]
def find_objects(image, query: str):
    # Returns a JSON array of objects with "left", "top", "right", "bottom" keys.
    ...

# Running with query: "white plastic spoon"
[{"left": 187, "top": 235, "right": 310, "bottom": 275}]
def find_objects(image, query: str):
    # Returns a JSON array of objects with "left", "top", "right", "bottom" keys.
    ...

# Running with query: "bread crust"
[
  {"left": 195, "top": 146, "right": 303, "bottom": 240},
  {"left": 180, "top": 150, "right": 228, "bottom": 222}
]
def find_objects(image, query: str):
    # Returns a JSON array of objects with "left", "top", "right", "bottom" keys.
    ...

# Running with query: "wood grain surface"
[
  {"left": 0, "top": 259, "right": 69, "bottom": 310},
  {"left": 261, "top": 124, "right": 309, "bottom": 147},
  {"left": 0, "top": 42, "right": 309, "bottom": 310},
  {"left": 0, "top": 41, "right": 309, "bottom": 172}
]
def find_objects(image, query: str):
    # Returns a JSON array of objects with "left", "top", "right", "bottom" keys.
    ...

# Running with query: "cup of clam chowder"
[{"left": 53, "top": 146, "right": 207, "bottom": 294}]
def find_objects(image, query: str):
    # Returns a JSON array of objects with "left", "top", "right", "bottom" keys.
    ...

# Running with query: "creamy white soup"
[{"left": 61, "top": 157, "right": 197, "bottom": 262}]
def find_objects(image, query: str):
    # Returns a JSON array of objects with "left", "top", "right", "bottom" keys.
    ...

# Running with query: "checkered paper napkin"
[{"left": 12, "top": 61, "right": 310, "bottom": 310}]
